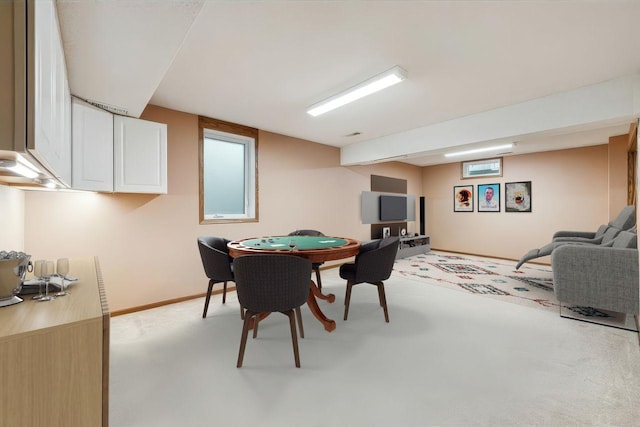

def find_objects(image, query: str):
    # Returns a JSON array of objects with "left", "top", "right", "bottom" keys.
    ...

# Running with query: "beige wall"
[
  {"left": 422, "top": 145, "right": 618, "bottom": 262},
  {"left": 13, "top": 104, "right": 629, "bottom": 311},
  {"left": 0, "top": 185, "right": 24, "bottom": 250},
  {"left": 22, "top": 105, "right": 422, "bottom": 312},
  {"left": 609, "top": 134, "right": 628, "bottom": 217}
]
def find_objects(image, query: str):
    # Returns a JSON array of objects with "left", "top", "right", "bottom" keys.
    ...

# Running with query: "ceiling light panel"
[
  {"left": 444, "top": 143, "right": 514, "bottom": 158},
  {"left": 307, "top": 66, "right": 407, "bottom": 117}
]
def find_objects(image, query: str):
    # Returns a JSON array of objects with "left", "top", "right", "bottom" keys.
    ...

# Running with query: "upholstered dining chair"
[
  {"left": 234, "top": 254, "right": 312, "bottom": 368},
  {"left": 197, "top": 236, "right": 235, "bottom": 319},
  {"left": 340, "top": 236, "right": 400, "bottom": 323},
  {"left": 288, "top": 229, "right": 325, "bottom": 290}
]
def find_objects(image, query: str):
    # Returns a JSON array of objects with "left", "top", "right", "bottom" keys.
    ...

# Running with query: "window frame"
[{"left": 198, "top": 116, "right": 259, "bottom": 224}]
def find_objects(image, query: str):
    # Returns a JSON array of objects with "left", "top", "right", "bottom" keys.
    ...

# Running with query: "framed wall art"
[
  {"left": 478, "top": 183, "right": 500, "bottom": 212},
  {"left": 505, "top": 181, "right": 532, "bottom": 212},
  {"left": 454, "top": 185, "right": 474, "bottom": 212}
]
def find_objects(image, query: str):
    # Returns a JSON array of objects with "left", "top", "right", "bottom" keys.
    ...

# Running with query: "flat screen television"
[{"left": 379, "top": 195, "right": 407, "bottom": 221}]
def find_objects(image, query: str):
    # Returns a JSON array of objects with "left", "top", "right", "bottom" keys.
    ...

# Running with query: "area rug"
[{"left": 392, "top": 251, "right": 638, "bottom": 331}]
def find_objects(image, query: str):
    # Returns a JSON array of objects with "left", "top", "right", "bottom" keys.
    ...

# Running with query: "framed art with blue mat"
[{"left": 478, "top": 183, "right": 500, "bottom": 212}]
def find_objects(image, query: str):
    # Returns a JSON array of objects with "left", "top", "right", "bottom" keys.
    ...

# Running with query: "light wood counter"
[{"left": 0, "top": 256, "right": 109, "bottom": 427}]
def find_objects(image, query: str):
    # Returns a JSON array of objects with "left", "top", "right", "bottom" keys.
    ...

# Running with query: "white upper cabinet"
[
  {"left": 30, "top": 0, "right": 72, "bottom": 187},
  {"left": 72, "top": 98, "right": 114, "bottom": 192},
  {"left": 113, "top": 115, "right": 167, "bottom": 194}
]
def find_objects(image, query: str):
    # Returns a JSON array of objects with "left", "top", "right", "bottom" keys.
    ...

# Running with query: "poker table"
[{"left": 228, "top": 236, "right": 361, "bottom": 332}]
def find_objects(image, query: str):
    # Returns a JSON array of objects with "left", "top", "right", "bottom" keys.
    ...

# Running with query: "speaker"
[{"left": 419, "top": 196, "right": 425, "bottom": 235}]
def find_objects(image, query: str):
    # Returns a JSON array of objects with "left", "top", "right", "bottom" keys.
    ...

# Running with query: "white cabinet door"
[
  {"left": 72, "top": 99, "right": 114, "bottom": 192},
  {"left": 32, "top": 0, "right": 71, "bottom": 187},
  {"left": 114, "top": 116, "right": 167, "bottom": 194}
]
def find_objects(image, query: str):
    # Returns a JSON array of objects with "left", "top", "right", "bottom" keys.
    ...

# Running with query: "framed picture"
[
  {"left": 505, "top": 181, "right": 532, "bottom": 212},
  {"left": 478, "top": 183, "right": 500, "bottom": 212},
  {"left": 454, "top": 185, "right": 474, "bottom": 212},
  {"left": 382, "top": 227, "right": 391, "bottom": 238},
  {"left": 461, "top": 157, "right": 502, "bottom": 179}
]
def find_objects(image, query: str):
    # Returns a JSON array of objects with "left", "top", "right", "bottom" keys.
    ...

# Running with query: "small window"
[
  {"left": 461, "top": 157, "right": 502, "bottom": 179},
  {"left": 199, "top": 116, "right": 258, "bottom": 223}
]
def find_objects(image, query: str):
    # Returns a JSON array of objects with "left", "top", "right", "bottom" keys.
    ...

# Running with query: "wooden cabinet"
[
  {"left": 114, "top": 115, "right": 168, "bottom": 194},
  {"left": 72, "top": 99, "right": 114, "bottom": 192},
  {"left": 29, "top": 0, "right": 72, "bottom": 187},
  {"left": 0, "top": 0, "right": 72, "bottom": 188},
  {"left": 0, "top": 257, "right": 110, "bottom": 427},
  {"left": 72, "top": 100, "right": 167, "bottom": 194}
]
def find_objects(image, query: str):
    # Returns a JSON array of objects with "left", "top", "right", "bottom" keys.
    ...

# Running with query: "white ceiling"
[{"left": 56, "top": 0, "right": 640, "bottom": 167}]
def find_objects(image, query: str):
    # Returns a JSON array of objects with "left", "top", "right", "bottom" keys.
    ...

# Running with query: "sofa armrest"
[
  {"left": 552, "top": 230, "right": 597, "bottom": 240},
  {"left": 551, "top": 245, "right": 639, "bottom": 314},
  {"left": 553, "top": 236, "right": 604, "bottom": 244}
]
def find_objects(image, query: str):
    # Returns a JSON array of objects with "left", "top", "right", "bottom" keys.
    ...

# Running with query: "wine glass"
[
  {"left": 288, "top": 239, "right": 297, "bottom": 252},
  {"left": 32, "top": 260, "right": 45, "bottom": 300},
  {"left": 55, "top": 258, "right": 69, "bottom": 297},
  {"left": 38, "top": 261, "right": 54, "bottom": 302}
]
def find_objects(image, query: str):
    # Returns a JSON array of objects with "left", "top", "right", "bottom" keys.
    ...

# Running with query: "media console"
[{"left": 397, "top": 235, "right": 431, "bottom": 259}]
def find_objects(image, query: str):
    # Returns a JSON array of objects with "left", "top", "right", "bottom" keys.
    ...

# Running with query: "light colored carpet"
[{"left": 109, "top": 254, "right": 640, "bottom": 427}]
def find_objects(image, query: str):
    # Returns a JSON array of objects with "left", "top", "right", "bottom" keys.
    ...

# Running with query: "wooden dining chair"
[
  {"left": 234, "top": 254, "right": 312, "bottom": 368},
  {"left": 339, "top": 237, "right": 400, "bottom": 322}
]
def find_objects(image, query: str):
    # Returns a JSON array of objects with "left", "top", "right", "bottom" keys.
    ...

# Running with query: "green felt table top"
[{"left": 241, "top": 236, "right": 348, "bottom": 251}]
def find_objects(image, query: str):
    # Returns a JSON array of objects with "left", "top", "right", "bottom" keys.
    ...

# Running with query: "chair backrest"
[
  {"left": 353, "top": 237, "right": 400, "bottom": 283},
  {"left": 233, "top": 255, "right": 312, "bottom": 313},
  {"left": 197, "top": 236, "right": 234, "bottom": 282},
  {"left": 609, "top": 205, "right": 636, "bottom": 230},
  {"left": 288, "top": 229, "right": 325, "bottom": 237}
]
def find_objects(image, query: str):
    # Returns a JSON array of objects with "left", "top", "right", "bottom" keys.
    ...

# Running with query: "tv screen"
[{"left": 379, "top": 195, "right": 407, "bottom": 221}]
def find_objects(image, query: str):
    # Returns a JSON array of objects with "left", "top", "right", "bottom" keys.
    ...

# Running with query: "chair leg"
[
  {"left": 344, "top": 281, "right": 354, "bottom": 321},
  {"left": 237, "top": 311, "right": 254, "bottom": 368},
  {"left": 285, "top": 310, "right": 301, "bottom": 368},
  {"left": 253, "top": 314, "right": 260, "bottom": 339},
  {"left": 202, "top": 280, "right": 215, "bottom": 318},
  {"left": 295, "top": 306, "right": 304, "bottom": 339},
  {"left": 222, "top": 281, "right": 228, "bottom": 304},
  {"left": 376, "top": 282, "right": 390, "bottom": 323},
  {"left": 314, "top": 266, "right": 322, "bottom": 291},
  {"left": 240, "top": 305, "right": 245, "bottom": 320}
]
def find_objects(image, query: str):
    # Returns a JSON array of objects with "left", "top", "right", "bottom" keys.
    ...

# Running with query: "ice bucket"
[{"left": 0, "top": 252, "right": 31, "bottom": 307}]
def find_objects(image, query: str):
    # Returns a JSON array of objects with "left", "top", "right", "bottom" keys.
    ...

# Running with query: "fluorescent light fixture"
[
  {"left": 307, "top": 66, "right": 407, "bottom": 117},
  {"left": 0, "top": 159, "right": 39, "bottom": 179},
  {"left": 444, "top": 143, "right": 514, "bottom": 158}
]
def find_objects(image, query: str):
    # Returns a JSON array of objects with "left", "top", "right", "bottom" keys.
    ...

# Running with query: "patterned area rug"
[
  {"left": 393, "top": 251, "right": 557, "bottom": 312},
  {"left": 393, "top": 251, "right": 638, "bottom": 331}
]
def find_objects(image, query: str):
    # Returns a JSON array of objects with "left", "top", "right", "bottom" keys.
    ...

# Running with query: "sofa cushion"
[{"left": 612, "top": 230, "right": 638, "bottom": 249}]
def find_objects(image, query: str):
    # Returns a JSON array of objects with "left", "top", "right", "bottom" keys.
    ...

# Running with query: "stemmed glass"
[
  {"left": 32, "top": 260, "right": 45, "bottom": 300},
  {"left": 38, "top": 261, "right": 55, "bottom": 302},
  {"left": 288, "top": 239, "right": 297, "bottom": 252},
  {"left": 55, "top": 258, "right": 70, "bottom": 297}
]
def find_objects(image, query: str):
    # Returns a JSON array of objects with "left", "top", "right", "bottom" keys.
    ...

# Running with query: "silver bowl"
[{"left": 0, "top": 255, "right": 31, "bottom": 306}]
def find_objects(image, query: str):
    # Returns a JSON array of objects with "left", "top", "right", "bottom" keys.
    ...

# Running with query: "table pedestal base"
[{"left": 306, "top": 280, "right": 336, "bottom": 332}]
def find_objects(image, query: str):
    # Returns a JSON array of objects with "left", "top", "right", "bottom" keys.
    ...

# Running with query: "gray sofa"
[
  {"left": 516, "top": 205, "right": 636, "bottom": 269},
  {"left": 551, "top": 230, "right": 639, "bottom": 316}
]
